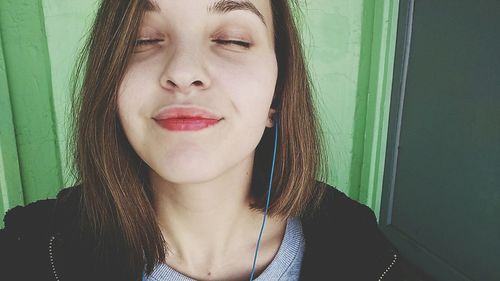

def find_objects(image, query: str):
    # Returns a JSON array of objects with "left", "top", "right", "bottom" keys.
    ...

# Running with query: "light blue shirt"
[{"left": 145, "top": 217, "right": 305, "bottom": 281}]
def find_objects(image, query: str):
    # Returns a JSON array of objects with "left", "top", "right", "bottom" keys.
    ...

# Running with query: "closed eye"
[
  {"left": 212, "top": 39, "right": 251, "bottom": 49},
  {"left": 135, "top": 38, "right": 163, "bottom": 46}
]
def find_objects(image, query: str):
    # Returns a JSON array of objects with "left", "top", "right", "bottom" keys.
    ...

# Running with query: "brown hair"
[{"left": 69, "top": 0, "right": 327, "bottom": 278}]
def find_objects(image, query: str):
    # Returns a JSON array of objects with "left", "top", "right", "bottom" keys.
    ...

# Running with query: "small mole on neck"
[{"left": 207, "top": 272, "right": 211, "bottom": 276}]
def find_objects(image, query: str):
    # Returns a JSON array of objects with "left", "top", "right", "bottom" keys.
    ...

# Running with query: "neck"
[
  {"left": 149, "top": 156, "right": 287, "bottom": 280},
  {"left": 152, "top": 171, "right": 259, "bottom": 249},
  {"left": 150, "top": 156, "right": 265, "bottom": 270}
]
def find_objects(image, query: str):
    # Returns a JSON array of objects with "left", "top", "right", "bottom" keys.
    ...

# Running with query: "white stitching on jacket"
[
  {"left": 49, "top": 236, "right": 60, "bottom": 281},
  {"left": 378, "top": 253, "right": 398, "bottom": 280}
]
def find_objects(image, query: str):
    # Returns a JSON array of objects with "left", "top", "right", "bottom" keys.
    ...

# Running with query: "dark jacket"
[{"left": 0, "top": 184, "right": 404, "bottom": 280}]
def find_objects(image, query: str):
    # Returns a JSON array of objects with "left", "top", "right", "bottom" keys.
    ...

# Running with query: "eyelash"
[
  {"left": 135, "top": 39, "right": 162, "bottom": 46},
  {"left": 134, "top": 39, "right": 251, "bottom": 49},
  {"left": 211, "top": 39, "right": 251, "bottom": 49}
]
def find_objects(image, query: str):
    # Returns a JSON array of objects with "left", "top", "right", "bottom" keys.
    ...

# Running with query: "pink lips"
[{"left": 153, "top": 106, "right": 222, "bottom": 131}]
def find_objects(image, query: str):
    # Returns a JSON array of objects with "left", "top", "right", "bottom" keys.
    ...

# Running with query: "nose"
[{"left": 159, "top": 46, "right": 211, "bottom": 93}]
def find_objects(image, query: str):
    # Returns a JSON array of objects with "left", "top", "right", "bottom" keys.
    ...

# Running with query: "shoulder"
[
  {"left": 1, "top": 186, "right": 80, "bottom": 235},
  {"left": 1, "top": 197, "right": 58, "bottom": 256},
  {"left": 0, "top": 197, "right": 57, "bottom": 279},
  {"left": 0, "top": 186, "right": 81, "bottom": 279},
  {"left": 2, "top": 198, "right": 56, "bottom": 234},
  {"left": 0, "top": 187, "right": 80, "bottom": 247},
  {"left": 299, "top": 182, "right": 401, "bottom": 280},
  {"left": 301, "top": 182, "right": 382, "bottom": 245}
]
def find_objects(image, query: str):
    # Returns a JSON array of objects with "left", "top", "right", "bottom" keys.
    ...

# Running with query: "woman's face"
[{"left": 117, "top": 0, "right": 278, "bottom": 184}]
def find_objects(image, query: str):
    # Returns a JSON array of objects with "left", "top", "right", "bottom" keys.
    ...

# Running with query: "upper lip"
[{"left": 153, "top": 105, "right": 222, "bottom": 120}]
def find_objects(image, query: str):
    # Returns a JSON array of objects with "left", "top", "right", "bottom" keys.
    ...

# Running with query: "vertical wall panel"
[
  {"left": 358, "top": 0, "right": 400, "bottom": 216},
  {"left": 0, "top": 27, "right": 24, "bottom": 228},
  {"left": 0, "top": 0, "right": 62, "bottom": 205},
  {"left": 302, "top": 0, "right": 399, "bottom": 214},
  {"left": 42, "top": 0, "right": 99, "bottom": 187},
  {"left": 302, "top": 0, "right": 367, "bottom": 197},
  {"left": 381, "top": 0, "right": 500, "bottom": 279}
]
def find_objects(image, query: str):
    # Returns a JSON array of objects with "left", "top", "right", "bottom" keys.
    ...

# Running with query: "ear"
[{"left": 266, "top": 108, "right": 277, "bottom": 128}]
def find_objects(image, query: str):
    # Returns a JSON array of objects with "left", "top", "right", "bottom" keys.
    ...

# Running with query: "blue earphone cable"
[{"left": 249, "top": 119, "right": 279, "bottom": 281}]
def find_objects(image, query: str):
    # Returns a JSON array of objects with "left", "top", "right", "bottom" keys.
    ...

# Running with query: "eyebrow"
[
  {"left": 208, "top": 0, "right": 267, "bottom": 26},
  {"left": 145, "top": 1, "right": 160, "bottom": 12},
  {"left": 144, "top": 0, "right": 266, "bottom": 27}
]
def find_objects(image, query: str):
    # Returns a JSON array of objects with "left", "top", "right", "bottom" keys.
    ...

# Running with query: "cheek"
[
  {"left": 116, "top": 68, "right": 154, "bottom": 142},
  {"left": 117, "top": 82, "right": 138, "bottom": 131},
  {"left": 213, "top": 53, "right": 278, "bottom": 119},
  {"left": 118, "top": 64, "right": 157, "bottom": 113}
]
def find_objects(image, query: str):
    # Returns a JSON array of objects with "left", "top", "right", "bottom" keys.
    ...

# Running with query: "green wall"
[
  {"left": 301, "top": 0, "right": 399, "bottom": 213},
  {"left": 0, "top": 0, "right": 399, "bottom": 227}
]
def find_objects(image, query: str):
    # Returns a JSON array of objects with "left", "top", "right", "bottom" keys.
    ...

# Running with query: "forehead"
[{"left": 145, "top": 0, "right": 273, "bottom": 26}]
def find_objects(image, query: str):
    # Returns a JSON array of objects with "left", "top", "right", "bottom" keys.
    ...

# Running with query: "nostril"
[
  {"left": 163, "top": 79, "right": 205, "bottom": 90},
  {"left": 167, "top": 80, "right": 177, "bottom": 88}
]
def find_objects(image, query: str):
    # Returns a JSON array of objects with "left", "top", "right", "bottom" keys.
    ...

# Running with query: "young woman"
[{"left": 0, "top": 0, "right": 404, "bottom": 280}]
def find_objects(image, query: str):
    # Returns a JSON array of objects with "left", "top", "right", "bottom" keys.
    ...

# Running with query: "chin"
[{"left": 151, "top": 159, "right": 222, "bottom": 185}]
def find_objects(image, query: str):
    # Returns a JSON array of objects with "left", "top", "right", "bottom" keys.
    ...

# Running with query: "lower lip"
[{"left": 155, "top": 118, "right": 220, "bottom": 131}]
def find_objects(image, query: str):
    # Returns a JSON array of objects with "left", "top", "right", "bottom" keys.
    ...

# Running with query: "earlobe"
[{"left": 266, "top": 108, "right": 276, "bottom": 128}]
